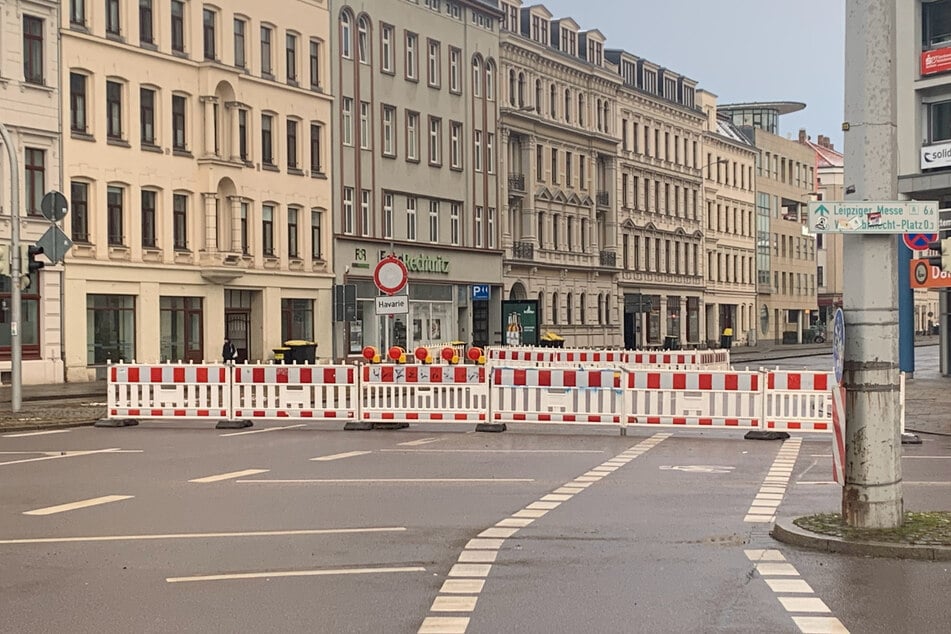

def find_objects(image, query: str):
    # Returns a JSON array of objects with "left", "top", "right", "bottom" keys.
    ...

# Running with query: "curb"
[
  {"left": 0, "top": 420, "right": 98, "bottom": 434},
  {"left": 771, "top": 517, "right": 951, "bottom": 561}
]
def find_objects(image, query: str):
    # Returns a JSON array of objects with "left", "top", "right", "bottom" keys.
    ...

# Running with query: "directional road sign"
[
  {"left": 808, "top": 200, "right": 938, "bottom": 234},
  {"left": 903, "top": 233, "right": 939, "bottom": 251}
]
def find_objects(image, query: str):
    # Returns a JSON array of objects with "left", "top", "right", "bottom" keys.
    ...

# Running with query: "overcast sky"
[{"left": 535, "top": 0, "right": 845, "bottom": 148}]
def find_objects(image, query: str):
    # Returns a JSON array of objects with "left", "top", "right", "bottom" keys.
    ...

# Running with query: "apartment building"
[
  {"left": 698, "top": 91, "right": 757, "bottom": 347},
  {"left": 0, "top": 0, "right": 64, "bottom": 384},
  {"left": 498, "top": 2, "right": 621, "bottom": 347},
  {"left": 611, "top": 51, "right": 707, "bottom": 349},
  {"left": 62, "top": 0, "right": 333, "bottom": 380},
  {"left": 721, "top": 102, "right": 817, "bottom": 343},
  {"left": 330, "top": 0, "right": 502, "bottom": 355}
]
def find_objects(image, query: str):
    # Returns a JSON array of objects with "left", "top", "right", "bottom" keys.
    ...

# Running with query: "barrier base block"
[
  {"left": 95, "top": 418, "right": 139, "bottom": 428},
  {"left": 216, "top": 419, "right": 253, "bottom": 430},
  {"left": 744, "top": 431, "right": 790, "bottom": 441},
  {"left": 475, "top": 422, "right": 507, "bottom": 433},
  {"left": 372, "top": 422, "right": 410, "bottom": 430},
  {"left": 901, "top": 432, "right": 922, "bottom": 445},
  {"left": 344, "top": 421, "right": 374, "bottom": 431}
]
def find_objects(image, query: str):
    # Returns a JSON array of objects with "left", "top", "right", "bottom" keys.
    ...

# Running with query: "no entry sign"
[{"left": 373, "top": 255, "right": 408, "bottom": 295}]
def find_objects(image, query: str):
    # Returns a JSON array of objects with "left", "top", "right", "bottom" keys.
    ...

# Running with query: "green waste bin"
[{"left": 284, "top": 340, "right": 317, "bottom": 364}]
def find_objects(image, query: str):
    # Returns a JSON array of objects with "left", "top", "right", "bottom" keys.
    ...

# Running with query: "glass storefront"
[
  {"left": 352, "top": 281, "right": 457, "bottom": 351},
  {"left": 666, "top": 296, "right": 681, "bottom": 339},
  {"left": 0, "top": 273, "right": 40, "bottom": 359},
  {"left": 160, "top": 296, "right": 203, "bottom": 362},
  {"left": 281, "top": 298, "right": 314, "bottom": 342},
  {"left": 686, "top": 297, "right": 700, "bottom": 343},
  {"left": 647, "top": 295, "right": 661, "bottom": 344},
  {"left": 87, "top": 294, "right": 136, "bottom": 364}
]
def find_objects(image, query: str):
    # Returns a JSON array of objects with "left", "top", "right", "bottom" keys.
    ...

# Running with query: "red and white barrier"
[
  {"left": 763, "top": 371, "right": 832, "bottom": 432},
  {"left": 361, "top": 365, "right": 487, "bottom": 422},
  {"left": 231, "top": 365, "right": 357, "bottom": 419},
  {"left": 108, "top": 363, "right": 230, "bottom": 419},
  {"left": 487, "top": 346, "right": 731, "bottom": 370},
  {"left": 491, "top": 367, "right": 626, "bottom": 425},
  {"left": 625, "top": 370, "right": 762, "bottom": 428}
]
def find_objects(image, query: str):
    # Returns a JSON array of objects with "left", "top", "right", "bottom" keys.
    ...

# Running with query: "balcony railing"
[
  {"left": 596, "top": 191, "right": 610, "bottom": 207},
  {"left": 508, "top": 173, "right": 525, "bottom": 193},
  {"left": 513, "top": 241, "right": 534, "bottom": 260},
  {"left": 599, "top": 250, "right": 616, "bottom": 267}
]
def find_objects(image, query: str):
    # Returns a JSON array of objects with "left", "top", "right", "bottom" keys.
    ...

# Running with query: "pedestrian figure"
[{"left": 222, "top": 337, "right": 238, "bottom": 363}]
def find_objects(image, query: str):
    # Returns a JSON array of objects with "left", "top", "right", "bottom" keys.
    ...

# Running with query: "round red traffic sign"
[
  {"left": 903, "top": 233, "right": 938, "bottom": 251},
  {"left": 373, "top": 255, "right": 408, "bottom": 295}
]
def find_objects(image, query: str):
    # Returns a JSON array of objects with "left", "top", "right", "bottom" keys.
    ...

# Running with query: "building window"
[
  {"left": 203, "top": 9, "right": 216, "bottom": 59},
  {"left": 357, "top": 17, "right": 369, "bottom": 64},
  {"left": 449, "top": 47, "right": 461, "bottom": 93},
  {"left": 23, "top": 16, "right": 44, "bottom": 85},
  {"left": 70, "top": 181, "right": 89, "bottom": 242},
  {"left": 105, "top": 0, "right": 121, "bottom": 36},
  {"left": 240, "top": 203, "right": 250, "bottom": 254},
  {"left": 309, "top": 40, "right": 321, "bottom": 88},
  {"left": 924, "top": 1, "right": 951, "bottom": 49},
  {"left": 428, "top": 117, "right": 441, "bottom": 165},
  {"left": 450, "top": 122, "right": 462, "bottom": 169},
  {"left": 382, "top": 194, "right": 394, "bottom": 239},
  {"left": 287, "top": 207, "right": 299, "bottom": 258},
  {"left": 311, "top": 208, "right": 323, "bottom": 259},
  {"left": 406, "top": 197, "right": 417, "bottom": 241},
  {"left": 140, "top": 87, "right": 156, "bottom": 145},
  {"left": 310, "top": 122, "right": 323, "bottom": 173},
  {"left": 340, "top": 12, "right": 352, "bottom": 59},
  {"left": 70, "top": 73, "right": 88, "bottom": 133},
  {"left": 485, "top": 63, "right": 495, "bottom": 101},
  {"left": 141, "top": 190, "right": 157, "bottom": 247},
  {"left": 87, "top": 295, "right": 136, "bottom": 364},
  {"left": 159, "top": 297, "right": 203, "bottom": 362},
  {"left": 172, "top": 95, "right": 187, "bottom": 151},
  {"left": 239, "top": 109, "right": 249, "bottom": 161},
  {"left": 106, "top": 81, "right": 123, "bottom": 140},
  {"left": 287, "top": 119, "right": 299, "bottom": 169},
  {"left": 281, "top": 299, "right": 314, "bottom": 343},
  {"left": 171, "top": 1, "right": 185, "bottom": 53},
  {"left": 343, "top": 187, "right": 354, "bottom": 234},
  {"left": 107, "top": 186, "right": 124, "bottom": 245},
  {"left": 262, "top": 204, "right": 275, "bottom": 256},
  {"left": 407, "top": 112, "right": 419, "bottom": 161},
  {"left": 24, "top": 149, "right": 45, "bottom": 217},
  {"left": 360, "top": 102, "right": 371, "bottom": 149},
  {"left": 286, "top": 33, "right": 298, "bottom": 83},
  {"left": 474, "top": 129, "right": 483, "bottom": 172},
  {"left": 450, "top": 203, "right": 460, "bottom": 245},
  {"left": 475, "top": 206, "right": 483, "bottom": 248},
  {"left": 70, "top": 0, "right": 86, "bottom": 27},
  {"left": 360, "top": 190, "right": 371, "bottom": 237},
  {"left": 173, "top": 194, "right": 187, "bottom": 249},
  {"left": 342, "top": 98, "right": 353, "bottom": 146},
  {"left": 427, "top": 40, "right": 441, "bottom": 87},
  {"left": 488, "top": 207, "right": 496, "bottom": 248},
  {"left": 261, "top": 114, "right": 274, "bottom": 165},
  {"left": 261, "top": 26, "right": 273, "bottom": 75},
  {"left": 382, "top": 106, "right": 396, "bottom": 157},
  {"left": 487, "top": 133, "right": 495, "bottom": 174},
  {"left": 429, "top": 200, "right": 439, "bottom": 242},
  {"left": 406, "top": 32, "right": 418, "bottom": 80},
  {"left": 140, "top": 0, "right": 154, "bottom": 44},
  {"left": 475, "top": 59, "right": 484, "bottom": 99},
  {"left": 381, "top": 24, "right": 394, "bottom": 73},
  {"left": 929, "top": 100, "right": 951, "bottom": 143},
  {"left": 234, "top": 18, "right": 247, "bottom": 68}
]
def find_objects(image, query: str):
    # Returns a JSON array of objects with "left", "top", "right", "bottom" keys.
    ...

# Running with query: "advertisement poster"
[
  {"left": 348, "top": 321, "right": 363, "bottom": 354},
  {"left": 501, "top": 300, "right": 540, "bottom": 346}
]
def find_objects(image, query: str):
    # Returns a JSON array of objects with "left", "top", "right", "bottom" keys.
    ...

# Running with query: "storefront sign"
[
  {"left": 921, "top": 141, "right": 951, "bottom": 170},
  {"left": 910, "top": 258, "right": 951, "bottom": 289},
  {"left": 377, "top": 250, "right": 450, "bottom": 274},
  {"left": 501, "top": 300, "right": 540, "bottom": 346},
  {"left": 922, "top": 46, "right": 951, "bottom": 76}
]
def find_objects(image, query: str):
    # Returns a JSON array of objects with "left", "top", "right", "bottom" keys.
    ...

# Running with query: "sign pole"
[
  {"left": 841, "top": 0, "right": 903, "bottom": 529},
  {"left": 0, "top": 123, "right": 23, "bottom": 412},
  {"left": 897, "top": 238, "right": 915, "bottom": 377}
]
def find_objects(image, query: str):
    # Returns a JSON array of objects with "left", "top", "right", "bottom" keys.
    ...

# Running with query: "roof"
[
  {"left": 802, "top": 139, "right": 844, "bottom": 168},
  {"left": 719, "top": 101, "right": 806, "bottom": 116},
  {"left": 716, "top": 116, "right": 753, "bottom": 146}
]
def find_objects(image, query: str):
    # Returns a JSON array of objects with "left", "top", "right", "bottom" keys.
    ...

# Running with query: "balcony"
[
  {"left": 596, "top": 191, "right": 610, "bottom": 207},
  {"left": 508, "top": 173, "right": 525, "bottom": 194},
  {"left": 513, "top": 241, "right": 535, "bottom": 260},
  {"left": 599, "top": 250, "right": 617, "bottom": 267}
]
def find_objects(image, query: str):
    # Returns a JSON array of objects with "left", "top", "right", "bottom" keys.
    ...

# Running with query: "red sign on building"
[{"left": 922, "top": 46, "right": 951, "bottom": 76}]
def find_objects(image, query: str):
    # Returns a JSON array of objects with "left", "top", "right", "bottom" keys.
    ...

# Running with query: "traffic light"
[
  {"left": 0, "top": 245, "right": 9, "bottom": 277},
  {"left": 18, "top": 244, "right": 45, "bottom": 291},
  {"left": 927, "top": 236, "right": 951, "bottom": 271}
]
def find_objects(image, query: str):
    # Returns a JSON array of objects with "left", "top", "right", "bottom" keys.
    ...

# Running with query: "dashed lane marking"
[
  {"left": 398, "top": 437, "right": 443, "bottom": 446},
  {"left": 0, "top": 448, "right": 123, "bottom": 467},
  {"left": 417, "top": 432, "right": 671, "bottom": 634},
  {"left": 23, "top": 495, "right": 133, "bottom": 516},
  {"left": 310, "top": 451, "right": 373, "bottom": 461},
  {"left": 0, "top": 526, "right": 406, "bottom": 545},
  {"left": 745, "top": 437, "right": 802, "bottom": 523},
  {"left": 237, "top": 478, "right": 535, "bottom": 484},
  {"left": 3, "top": 429, "right": 72, "bottom": 438},
  {"left": 166, "top": 565, "right": 425, "bottom": 584},
  {"left": 381, "top": 449, "right": 605, "bottom": 454},
  {"left": 189, "top": 469, "right": 269, "bottom": 483},
  {"left": 220, "top": 424, "right": 306, "bottom": 437}
]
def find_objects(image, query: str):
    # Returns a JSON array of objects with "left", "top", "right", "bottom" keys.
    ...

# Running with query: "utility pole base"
[{"left": 842, "top": 484, "right": 904, "bottom": 529}]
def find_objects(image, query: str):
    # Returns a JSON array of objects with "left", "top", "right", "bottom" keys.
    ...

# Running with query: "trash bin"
[
  {"left": 284, "top": 340, "right": 317, "bottom": 364},
  {"left": 719, "top": 327, "right": 733, "bottom": 350},
  {"left": 273, "top": 347, "right": 291, "bottom": 364},
  {"left": 539, "top": 331, "right": 565, "bottom": 348},
  {"left": 663, "top": 335, "right": 680, "bottom": 351}
]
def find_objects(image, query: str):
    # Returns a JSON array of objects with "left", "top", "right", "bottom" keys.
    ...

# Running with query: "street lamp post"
[{"left": 0, "top": 122, "right": 24, "bottom": 412}]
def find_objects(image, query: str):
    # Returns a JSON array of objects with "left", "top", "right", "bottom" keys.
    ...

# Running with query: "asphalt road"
[{"left": 1, "top": 417, "right": 949, "bottom": 634}]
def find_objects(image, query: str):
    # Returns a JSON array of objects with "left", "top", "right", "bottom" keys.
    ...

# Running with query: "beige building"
[
  {"left": 62, "top": 0, "right": 333, "bottom": 380},
  {"left": 499, "top": 2, "right": 622, "bottom": 347},
  {"left": 330, "top": 0, "right": 502, "bottom": 356},
  {"left": 611, "top": 51, "right": 707, "bottom": 349},
  {"left": 698, "top": 91, "right": 757, "bottom": 347},
  {"left": 721, "top": 102, "right": 817, "bottom": 343},
  {"left": 0, "top": 0, "right": 64, "bottom": 384}
]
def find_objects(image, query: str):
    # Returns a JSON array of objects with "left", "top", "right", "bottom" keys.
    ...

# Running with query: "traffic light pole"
[{"left": 0, "top": 122, "right": 23, "bottom": 412}]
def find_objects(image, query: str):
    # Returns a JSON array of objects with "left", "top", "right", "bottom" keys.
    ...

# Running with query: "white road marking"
[
  {"left": 0, "top": 526, "right": 405, "bottom": 545},
  {"left": 398, "top": 437, "right": 443, "bottom": 446},
  {"left": 382, "top": 448, "right": 605, "bottom": 454},
  {"left": 189, "top": 469, "right": 268, "bottom": 483},
  {"left": 766, "top": 579, "right": 814, "bottom": 594},
  {"left": 440, "top": 579, "right": 483, "bottom": 594},
  {"left": 495, "top": 517, "right": 534, "bottom": 527},
  {"left": 526, "top": 501, "right": 561, "bottom": 510},
  {"left": 791, "top": 616, "right": 850, "bottom": 634},
  {"left": 779, "top": 597, "right": 831, "bottom": 613},
  {"left": 745, "top": 549, "right": 785, "bottom": 561},
  {"left": 238, "top": 478, "right": 535, "bottom": 484},
  {"left": 755, "top": 563, "right": 799, "bottom": 576},
  {"left": 0, "top": 448, "right": 122, "bottom": 467},
  {"left": 431, "top": 596, "right": 478, "bottom": 612},
  {"left": 457, "top": 551, "right": 497, "bottom": 563},
  {"left": 478, "top": 527, "right": 518, "bottom": 539},
  {"left": 512, "top": 509, "right": 548, "bottom": 519},
  {"left": 465, "top": 538, "right": 504, "bottom": 550},
  {"left": 310, "top": 451, "right": 373, "bottom": 461},
  {"left": 167, "top": 565, "right": 424, "bottom": 584},
  {"left": 448, "top": 564, "right": 491, "bottom": 578},
  {"left": 23, "top": 495, "right": 133, "bottom": 516},
  {"left": 3, "top": 429, "right": 71, "bottom": 438},
  {"left": 540, "top": 494, "right": 572, "bottom": 502},
  {"left": 418, "top": 617, "right": 469, "bottom": 634},
  {"left": 745, "top": 438, "right": 802, "bottom": 523},
  {"left": 220, "top": 424, "right": 305, "bottom": 437}
]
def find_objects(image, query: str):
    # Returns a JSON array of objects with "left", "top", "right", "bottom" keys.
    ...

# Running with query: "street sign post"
[
  {"left": 903, "top": 232, "right": 939, "bottom": 251},
  {"left": 808, "top": 200, "right": 938, "bottom": 234}
]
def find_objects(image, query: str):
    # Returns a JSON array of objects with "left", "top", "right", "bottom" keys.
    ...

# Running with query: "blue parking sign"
[{"left": 471, "top": 284, "right": 490, "bottom": 300}]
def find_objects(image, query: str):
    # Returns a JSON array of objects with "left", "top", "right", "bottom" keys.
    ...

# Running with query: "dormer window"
[
  {"left": 561, "top": 28, "right": 576, "bottom": 56},
  {"left": 503, "top": 3, "right": 519, "bottom": 32},
  {"left": 587, "top": 40, "right": 602, "bottom": 66},
  {"left": 531, "top": 15, "right": 549, "bottom": 45}
]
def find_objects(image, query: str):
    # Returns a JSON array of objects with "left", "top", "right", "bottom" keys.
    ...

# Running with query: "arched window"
[
  {"left": 564, "top": 88, "right": 571, "bottom": 123},
  {"left": 604, "top": 294, "right": 611, "bottom": 325},
  {"left": 552, "top": 292, "right": 559, "bottom": 325},
  {"left": 579, "top": 293, "right": 586, "bottom": 325},
  {"left": 474, "top": 57, "right": 483, "bottom": 98},
  {"left": 597, "top": 294, "right": 603, "bottom": 325},
  {"left": 602, "top": 101, "right": 610, "bottom": 133},
  {"left": 485, "top": 61, "right": 495, "bottom": 101},
  {"left": 535, "top": 79, "right": 542, "bottom": 113},
  {"left": 566, "top": 293, "right": 573, "bottom": 325},
  {"left": 549, "top": 83, "right": 556, "bottom": 118},
  {"left": 507, "top": 67, "right": 515, "bottom": 105},
  {"left": 340, "top": 12, "right": 352, "bottom": 59},
  {"left": 357, "top": 16, "right": 369, "bottom": 64},
  {"left": 578, "top": 93, "right": 585, "bottom": 126},
  {"left": 517, "top": 72, "right": 525, "bottom": 107}
]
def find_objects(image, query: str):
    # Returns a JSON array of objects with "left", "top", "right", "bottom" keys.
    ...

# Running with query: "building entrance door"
[{"left": 225, "top": 310, "right": 250, "bottom": 362}]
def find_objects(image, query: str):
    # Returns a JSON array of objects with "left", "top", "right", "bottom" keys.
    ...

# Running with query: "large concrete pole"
[{"left": 842, "top": 0, "right": 903, "bottom": 528}]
